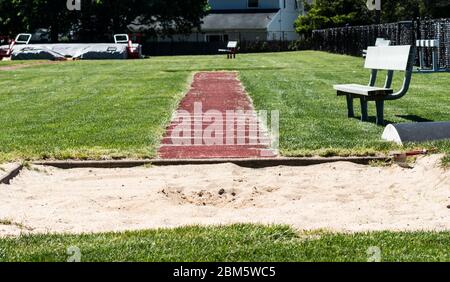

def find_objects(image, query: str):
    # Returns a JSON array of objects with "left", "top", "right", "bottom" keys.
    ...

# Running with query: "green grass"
[
  {"left": 0, "top": 60, "right": 44, "bottom": 66},
  {"left": 442, "top": 154, "right": 450, "bottom": 167},
  {"left": 0, "top": 51, "right": 449, "bottom": 162},
  {"left": 1, "top": 225, "right": 449, "bottom": 262},
  {"left": 237, "top": 52, "right": 450, "bottom": 159},
  {"left": 0, "top": 59, "right": 190, "bottom": 161}
]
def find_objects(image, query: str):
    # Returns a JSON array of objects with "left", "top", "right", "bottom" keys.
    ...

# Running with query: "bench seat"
[{"left": 334, "top": 84, "right": 393, "bottom": 96}]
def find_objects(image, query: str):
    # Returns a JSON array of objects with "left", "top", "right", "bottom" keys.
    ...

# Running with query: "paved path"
[{"left": 158, "top": 72, "right": 277, "bottom": 159}]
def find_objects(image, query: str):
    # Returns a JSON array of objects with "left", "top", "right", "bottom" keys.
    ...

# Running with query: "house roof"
[
  {"left": 201, "top": 11, "right": 278, "bottom": 31},
  {"left": 128, "top": 10, "right": 280, "bottom": 33}
]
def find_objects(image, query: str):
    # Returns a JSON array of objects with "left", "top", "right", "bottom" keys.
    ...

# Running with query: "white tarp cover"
[
  {"left": 382, "top": 122, "right": 450, "bottom": 145},
  {"left": 0, "top": 43, "right": 141, "bottom": 60}
]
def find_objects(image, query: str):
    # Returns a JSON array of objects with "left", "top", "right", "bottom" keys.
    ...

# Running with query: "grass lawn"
[
  {"left": 0, "top": 59, "right": 189, "bottom": 161},
  {"left": 0, "top": 60, "right": 44, "bottom": 66},
  {"left": 1, "top": 225, "right": 449, "bottom": 262},
  {"left": 0, "top": 51, "right": 449, "bottom": 162}
]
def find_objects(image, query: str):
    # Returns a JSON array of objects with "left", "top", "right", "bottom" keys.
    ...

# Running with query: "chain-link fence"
[
  {"left": 143, "top": 40, "right": 295, "bottom": 56},
  {"left": 311, "top": 18, "right": 450, "bottom": 69},
  {"left": 417, "top": 19, "right": 450, "bottom": 69}
]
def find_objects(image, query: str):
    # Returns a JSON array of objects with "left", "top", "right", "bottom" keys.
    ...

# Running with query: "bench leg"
[
  {"left": 375, "top": 100, "right": 385, "bottom": 126},
  {"left": 346, "top": 95, "right": 354, "bottom": 118},
  {"left": 360, "top": 98, "right": 368, "bottom": 122}
]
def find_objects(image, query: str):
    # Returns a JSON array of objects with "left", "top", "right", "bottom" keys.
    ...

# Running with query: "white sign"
[{"left": 366, "top": 0, "right": 381, "bottom": 11}]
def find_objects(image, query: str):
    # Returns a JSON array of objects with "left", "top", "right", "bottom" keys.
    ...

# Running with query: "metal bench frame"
[
  {"left": 218, "top": 41, "right": 238, "bottom": 59},
  {"left": 334, "top": 45, "right": 415, "bottom": 126}
]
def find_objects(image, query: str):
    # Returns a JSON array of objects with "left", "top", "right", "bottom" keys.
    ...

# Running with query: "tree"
[
  {"left": 0, "top": 0, "right": 209, "bottom": 42},
  {"left": 74, "top": 0, "right": 209, "bottom": 42},
  {"left": 295, "top": 0, "right": 450, "bottom": 36},
  {"left": 0, "top": 0, "right": 24, "bottom": 36},
  {"left": 295, "top": 0, "right": 373, "bottom": 36},
  {"left": 420, "top": 0, "right": 450, "bottom": 19},
  {"left": 381, "top": 0, "right": 423, "bottom": 23},
  {"left": 0, "top": 0, "right": 75, "bottom": 40}
]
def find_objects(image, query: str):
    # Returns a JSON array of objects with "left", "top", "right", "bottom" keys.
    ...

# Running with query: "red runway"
[{"left": 158, "top": 72, "right": 277, "bottom": 159}]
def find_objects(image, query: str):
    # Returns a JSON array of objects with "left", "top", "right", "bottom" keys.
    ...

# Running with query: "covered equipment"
[{"left": 382, "top": 122, "right": 450, "bottom": 145}]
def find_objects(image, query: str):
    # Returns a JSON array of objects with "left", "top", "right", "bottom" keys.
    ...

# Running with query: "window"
[
  {"left": 248, "top": 0, "right": 259, "bottom": 8},
  {"left": 295, "top": 0, "right": 298, "bottom": 9}
]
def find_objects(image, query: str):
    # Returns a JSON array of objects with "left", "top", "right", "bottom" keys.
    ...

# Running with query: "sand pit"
[
  {"left": 0, "top": 163, "right": 20, "bottom": 173},
  {"left": 0, "top": 155, "right": 449, "bottom": 236}
]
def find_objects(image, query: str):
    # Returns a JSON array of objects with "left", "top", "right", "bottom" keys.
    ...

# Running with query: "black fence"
[
  {"left": 311, "top": 18, "right": 450, "bottom": 69},
  {"left": 143, "top": 40, "right": 294, "bottom": 56}
]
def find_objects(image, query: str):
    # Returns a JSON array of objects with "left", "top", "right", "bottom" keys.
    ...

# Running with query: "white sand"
[
  {"left": 0, "top": 163, "right": 20, "bottom": 174},
  {"left": 0, "top": 155, "right": 449, "bottom": 236}
]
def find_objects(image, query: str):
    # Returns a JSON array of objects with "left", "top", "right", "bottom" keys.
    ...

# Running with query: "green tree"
[
  {"left": 295, "top": 0, "right": 373, "bottom": 36},
  {"left": 74, "top": 0, "right": 209, "bottom": 41},
  {"left": 295, "top": 0, "right": 450, "bottom": 36},
  {"left": 0, "top": 0, "right": 209, "bottom": 41},
  {"left": 0, "top": 0, "right": 75, "bottom": 40},
  {"left": 380, "top": 0, "right": 421, "bottom": 23},
  {"left": 420, "top": 0, "right": 450, "bottom": 19}
]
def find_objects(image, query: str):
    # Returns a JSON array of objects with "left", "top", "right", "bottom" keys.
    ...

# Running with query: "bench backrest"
[
  {"left": 364, "top": 45, "right": 412, "bottom": 71},
  {"left": 227, "top": 41, "right": 238, "bottom": 48},
  {"left": 374, "top": 38, "right": 391, "bottom": 47}
]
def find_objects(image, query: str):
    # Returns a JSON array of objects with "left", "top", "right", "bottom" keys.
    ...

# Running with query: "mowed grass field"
[
  {"left": 1, "top": 225, "right": 450, "bottom": 262},
  {"left": 0, "top": 51, "right": 449, "bottom": 162}
]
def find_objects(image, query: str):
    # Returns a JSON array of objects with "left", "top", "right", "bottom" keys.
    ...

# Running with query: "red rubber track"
[{"left": 158, "top": 72, "right": 277, "bottom": 159}]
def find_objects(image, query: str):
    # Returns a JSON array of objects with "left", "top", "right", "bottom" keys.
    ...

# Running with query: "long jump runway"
[{"left": 158, "top": 72, "right": 277, "bottom": 159}]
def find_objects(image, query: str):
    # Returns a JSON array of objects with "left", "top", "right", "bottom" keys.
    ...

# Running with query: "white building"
[
  {"left": 131, "top": 0, "right": 311, "bottom": 42},
  {"left": 200, "top": 0, "right": 307, "bottom": 41}
]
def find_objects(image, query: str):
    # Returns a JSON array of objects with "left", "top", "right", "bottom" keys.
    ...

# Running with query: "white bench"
[
  {"left": 363, "top": 38, "right": 391, "bottom": 57},
  {"left": 218, "top": 41, "right": 238, "bottom": 59},
  {"left": 334, "top": 45, "right": 415, "bottom": 125}
]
